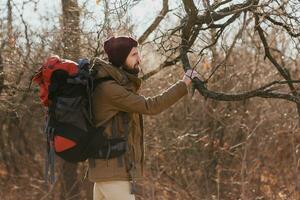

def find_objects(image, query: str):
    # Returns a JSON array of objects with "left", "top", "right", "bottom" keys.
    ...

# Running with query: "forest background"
[{"left": 0, "top": 0, "right": 300, "bottom": 199}]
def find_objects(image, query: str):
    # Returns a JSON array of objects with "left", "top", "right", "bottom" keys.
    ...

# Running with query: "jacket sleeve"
[{"left": 101, "top": 80, "right": 188, "bottom": 115}]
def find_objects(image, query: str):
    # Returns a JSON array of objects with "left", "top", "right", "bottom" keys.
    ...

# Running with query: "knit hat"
[{"left": 103, "top": 36, "right": 138, "bottom": 67}]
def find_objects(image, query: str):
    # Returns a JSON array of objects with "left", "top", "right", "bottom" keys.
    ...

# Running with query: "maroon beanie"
[{"left": 104, "top": 36, "right": 138, "bottom": 67}]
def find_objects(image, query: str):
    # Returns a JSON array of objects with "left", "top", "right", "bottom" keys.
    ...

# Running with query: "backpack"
[{"left": 32, "top": 55, "right": 128, "bottom": 182}]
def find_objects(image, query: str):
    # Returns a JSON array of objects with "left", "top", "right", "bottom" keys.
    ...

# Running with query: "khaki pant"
[{"left": 93, "top": 181, "right": 136, "bottom": 200}]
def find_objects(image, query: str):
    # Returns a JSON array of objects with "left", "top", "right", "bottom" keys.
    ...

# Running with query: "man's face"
[{"left": 124, "top": 47, "right": 141, "bottom": 74}]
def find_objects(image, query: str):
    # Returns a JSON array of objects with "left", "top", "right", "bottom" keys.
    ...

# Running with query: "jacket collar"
[{"left": 93, "top": 58, "right": 141, "bottom": 92}]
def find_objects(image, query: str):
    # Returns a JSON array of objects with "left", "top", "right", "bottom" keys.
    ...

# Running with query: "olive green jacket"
[{"left": 88, "top": 58, "right": 188, "bottom": 182}]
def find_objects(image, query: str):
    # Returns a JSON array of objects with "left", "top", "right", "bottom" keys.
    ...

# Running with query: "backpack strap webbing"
[
  {"left": 44, "top": 116, "right": 56, "bottom": 184},
  {"left": 114, "top": 112, "right": 130, "bottom": 168}
]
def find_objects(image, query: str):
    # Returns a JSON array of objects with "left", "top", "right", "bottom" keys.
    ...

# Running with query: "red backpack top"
[{"left": 32, "top": 55, "right": 78, "bottom": 106}]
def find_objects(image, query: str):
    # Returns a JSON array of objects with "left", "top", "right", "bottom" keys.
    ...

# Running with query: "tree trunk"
[
  {"left": 7, "top": 0, "right": 14, "bottom": 46},
  {"left": 0, "top": 47, "right": 3, "bottom": 95},
  {"left": 60, "top": 0, "right": 81, "bottom": 199},
  {"left": 62, "top": 0, "right": 80, "bottom": 60}
]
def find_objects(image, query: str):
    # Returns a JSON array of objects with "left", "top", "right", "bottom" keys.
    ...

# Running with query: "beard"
[{"left": 122, "top": 63, "right": 140, "bottom": 75}]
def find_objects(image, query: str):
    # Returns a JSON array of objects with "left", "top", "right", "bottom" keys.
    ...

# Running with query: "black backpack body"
[{"left": 33, "top": 56, "right": 127, "bottom": 182}]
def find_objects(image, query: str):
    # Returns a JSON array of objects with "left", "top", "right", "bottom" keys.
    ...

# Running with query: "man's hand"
[{"left": 182, "top": 69, "right": 200, "bottom": 86}]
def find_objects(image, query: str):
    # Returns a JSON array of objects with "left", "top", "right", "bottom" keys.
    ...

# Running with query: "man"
[{"left": 89, "top": 36, "right": 200, "bottom": 200}]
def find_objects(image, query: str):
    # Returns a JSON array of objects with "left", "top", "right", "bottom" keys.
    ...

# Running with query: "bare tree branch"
[
  {"left": 177, "top": 0, "right": 300, "bottom": 106},
  {"left": 141, "top": 57, "right": 180, "bottom": 81},
  {"left": 255, "top": 13, "right": 300, "bottom": 121},
  {"left": 192, "top": 78, "right": 300, "bottom": 104},
  {"left": 195, "top": 0, "right": 258, "bottom": 26},
  {"left": 181, "top": 0, "right": 199, "bottom": 71},
  {"left": 264, "top": 15, "right": 300, "bottom": 38},
  {"left": 138, "top": 0, "right": 169, "bottom": 44},
  {"left": 255, "top": 15, "right": 295, "bottom": 91},
  {"left": 93, "top": 0, "right": 110, "bottom": 57},
  {"left": 204, "top": 12, "right": 250, "bottom": 82}
]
